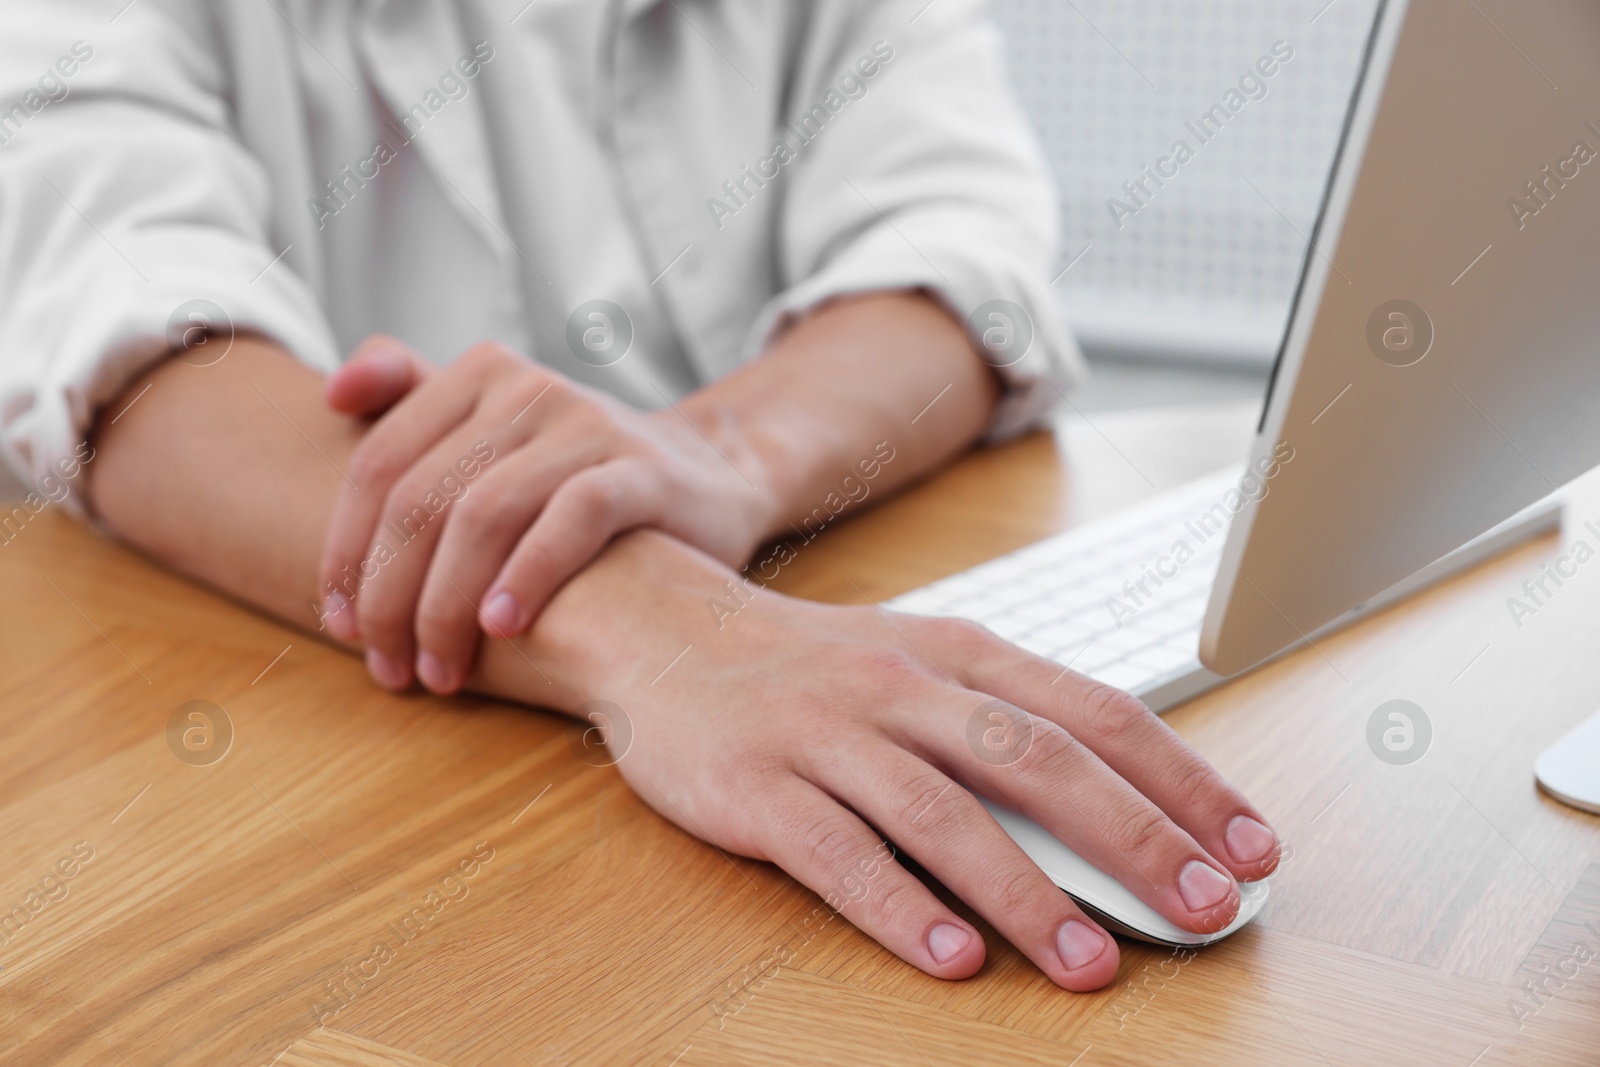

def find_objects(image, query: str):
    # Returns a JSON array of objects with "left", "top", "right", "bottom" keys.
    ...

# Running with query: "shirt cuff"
[{"left": 0, "top": 229, "right": 339, "bottom": 517}]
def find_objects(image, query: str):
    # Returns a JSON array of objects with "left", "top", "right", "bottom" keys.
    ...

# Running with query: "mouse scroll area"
[{"left": 980, "top": 798, "right": 1272, "bottom": 948}]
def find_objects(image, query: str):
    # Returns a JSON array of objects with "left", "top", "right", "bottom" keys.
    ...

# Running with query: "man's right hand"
[{"left": 551, "top": 531, "right": 1281, "bottom": 990}]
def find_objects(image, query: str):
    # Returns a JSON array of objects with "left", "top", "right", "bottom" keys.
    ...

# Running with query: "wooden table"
[{"left": 2, "top": 401, "right": 1597, "bottom": 1066}]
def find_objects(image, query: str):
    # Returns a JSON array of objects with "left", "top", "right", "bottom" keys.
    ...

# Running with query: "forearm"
[
  {"left": 78, "top": 337, "right": 1278, "bottom": 995},
  {"left": 676, "top": 291, "right": 998, "bottom": 541},
  {"left": 83, "top": 337, "right": 729, "bottom": 713}
]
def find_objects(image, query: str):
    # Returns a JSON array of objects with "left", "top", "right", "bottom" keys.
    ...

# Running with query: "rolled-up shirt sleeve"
[
  {"left": 746, "top": 0, "right": 1083, "bottom": 441},
  {"left": 0, "top": 1, "right": 337, "bottom": 509}
]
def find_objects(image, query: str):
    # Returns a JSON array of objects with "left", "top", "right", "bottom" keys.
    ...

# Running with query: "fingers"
[
  {"left": 318, "top": 346, "right": 515, "bottom": 643},
  {"left": 754, "top": 776, "right": 988, "bottom": 981},
  {"left": 346, "top": 425, "right": 503, "bottom": 688},
  {"left": 325, "top": 335, "right": 433, "bottom": 416},
  {"left": 931, "top": 699, "right": 1239, "bottom": 935},
  {"left": 409, "top": 437, "right": 604, "bottom": 692},
  {"left": 806, "top": 740, "right": 1120, "bottom": 990},
  {"left": 477, "top": 459, "right": 663, "bottom": 637},
  {"left": 928, "top": 619, "right": 1281, "bottom": 884}
]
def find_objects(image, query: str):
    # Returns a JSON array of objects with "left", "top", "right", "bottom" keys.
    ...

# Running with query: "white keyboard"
[
  {"left": 889, "top": 463, "right": 1565, "bottom": 713},
  {"left": 887, "top": 468, "right": 1246, "bottom": 711}
]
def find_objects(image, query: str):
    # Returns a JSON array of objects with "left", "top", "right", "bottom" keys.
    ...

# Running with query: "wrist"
[
  {"left": 474, "top": 529, "right": 747, "bottom": 710},
  {"left": 660, "top": 392, "right": 791, "bottom": 545},
  {"left": 669, "top": 291, "right": 997, "bottom": 548}
]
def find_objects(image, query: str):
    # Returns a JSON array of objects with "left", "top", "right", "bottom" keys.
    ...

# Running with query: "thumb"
[{"left": 325, "top": 334, "right": 434, "bottom": 416}]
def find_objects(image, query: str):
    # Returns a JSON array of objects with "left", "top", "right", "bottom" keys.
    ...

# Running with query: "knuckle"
[
  {"left": 1012, "top": 718, "right": 1083, "bottom": 777},
  {"left": 1114, "top": 805, "right": 1173, "bottom": 859},
  {"left": 611, "top": 456, "right": 662, "bottom": 505},
  {"left": 414, "top": 592, "right": 467, "bottom": 646},
  {"left": 847, "top": 644, "right": 928, "bottom": 696},
  {"left": 509, "top": 539, "right": 560, "bottom": 587},
  {"left": 562, "top": 474, "right": 617, "bottom": 524},
  {"left": 527, "top": 373, "right": 580, "bottom": 414},
  {"left": 562, "top": 402, "right": 617, "bottom": 443},
  {"left": 803, "top": 817, "right": 861, "bottom": 876},
  {"left": 919, "top": 615, "right": 993, "bottom": 653},
  {"left": 1077, "top": 683, "right": 1155, "bottom": 747},
  {"left": 990, "top": 865, "right": 1040, "bottom": 917},
  {"left": 506, "top": 370, "right": 554, "bottom": 411},
  {"left": 1165, "top": 756, "right": 1220, "bottom": 813},
  {"left": 863, "top": 875, "right": 918, "bottom": 928},
  {"left": 357, "top": 593, "right": 405, "bottom": 649},
  {"left": 382, "top": 483, "right": 438, "bottom": 539},
  {"left": 347, "top": 443, "right": 405, "bottom": 491},
  {"left": 453, "top": 480, "right": 513, "bottom": 533},
  {"left": 730, "top": 750, "right": 788, "bottom": 795},
  {"left": 896, "top": 770, "right": 962, "bottom": 837},
  {"left": 449, "top": 487, "right": 491, "bottom": 528},
  {"left": 460, "top": 341, "right": 516, "bottom": 375}
]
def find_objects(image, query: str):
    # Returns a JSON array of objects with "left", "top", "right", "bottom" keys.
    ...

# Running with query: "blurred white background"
[{"left": 992, "top": 0, "right": 1379, "bottom": 372}]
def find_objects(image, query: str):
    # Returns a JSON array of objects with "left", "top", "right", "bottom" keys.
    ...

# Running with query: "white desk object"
[{"left": 1537, "top": 710, "right": 1600, "bottom": 815}]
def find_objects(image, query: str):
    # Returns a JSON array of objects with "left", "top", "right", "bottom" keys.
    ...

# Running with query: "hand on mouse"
[
  {"left": 314, "top": 334, "right": 777, "bottom": 694},
  {"left": 552, "top": 532, "right": 1281, "bottom": 991}
]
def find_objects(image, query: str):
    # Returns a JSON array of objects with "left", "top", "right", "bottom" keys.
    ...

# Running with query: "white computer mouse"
[{"left": 981, "top": 798, "right": 1271, "bottom": 947}]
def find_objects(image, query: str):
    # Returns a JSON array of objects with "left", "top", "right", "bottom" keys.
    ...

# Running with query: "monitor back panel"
[{"left": 1202, "top": 0, "right": 1600, "bottom": 675}]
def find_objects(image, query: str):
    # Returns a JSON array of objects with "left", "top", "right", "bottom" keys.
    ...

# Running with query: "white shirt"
[{"left": 0, "top": 0, "right": 1082, "bottom": 499}]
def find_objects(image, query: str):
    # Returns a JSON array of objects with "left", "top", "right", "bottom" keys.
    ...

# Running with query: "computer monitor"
[{"left": 1201, "top": 0, "right": 1600, "bottom": 675}]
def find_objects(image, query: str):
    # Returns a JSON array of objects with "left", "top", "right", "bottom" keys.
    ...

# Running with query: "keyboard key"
[
  {"left": 1086, "top": 662, "right": 1153, "bottom": 691},
  {"left": 1093, "top": 626, "right": 1158, "bottom": 654},
  {"left": 1072, "top": 645, "right": 1125, "bottom": 672},
  {"left": 1125, "top": 641, "right": 1198, "bottom": 677},
  {"left": 1028, "top": 621, "right": 1099, "bottom": 649},
  {"left": 881, "top": 465, "right": 1251, "bottom": 708}
]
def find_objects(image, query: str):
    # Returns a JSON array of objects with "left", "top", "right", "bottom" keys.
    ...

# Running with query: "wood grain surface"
[{"left": 1, "top": 402, "right": 1597, "bottom": 1066}]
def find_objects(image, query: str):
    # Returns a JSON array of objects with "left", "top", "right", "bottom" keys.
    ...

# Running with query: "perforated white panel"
[{"left": 990, "top": 0, "right": 1380, "bottom": 365}]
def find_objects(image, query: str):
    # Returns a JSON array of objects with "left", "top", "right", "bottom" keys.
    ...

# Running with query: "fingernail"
[
  {"left": 1225, "top": 814, "right": 1278, "bottom": 865},
  {"left": 322, "top": 592, "right": 357, "bottom": 641},
  {"left": 416, "top": 651, "right": 457, "bottom": 693},
  {"left": 1056, "top": 919, "right": 1109, "bottom": 970},
  {"left": 481, "top": 591, "right": 523, "bottom": 636},
  {"left": 366, "top": 648, "right": 410, "bottom": 690},
  {"left": 927, "top": 922, "right": 972, "bottom": 964},
  {"left": 1178, "top": 860, "right": 1234, "bottom": 912}
]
